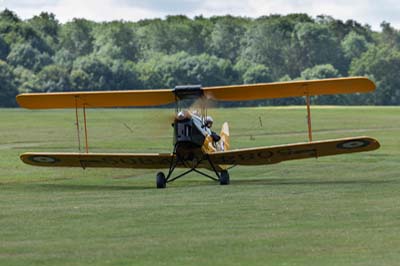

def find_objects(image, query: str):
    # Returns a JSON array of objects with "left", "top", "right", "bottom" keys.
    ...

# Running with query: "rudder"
[{"left": 220, "top": 122, "right": 230, "bottom": 151}]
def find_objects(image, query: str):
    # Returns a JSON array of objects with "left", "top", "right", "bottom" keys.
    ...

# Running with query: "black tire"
[
  {"left": 156, "top": 172, "right": 166, "bottom": 189},
  {"left": 219, "top": 170, "right": 230, "bottom": 185}
]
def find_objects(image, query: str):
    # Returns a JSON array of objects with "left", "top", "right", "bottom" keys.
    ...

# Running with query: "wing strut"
[
  {"left": 306, "top": 94, "right": 312, "bottom": 142},
  {"left": 74, "top": 97, "right": 81, "bottom": 152},
  {"left": 73, "top": 96, "right": 89, "bottom": 153},
  {"left": 83, "top": 104, "right": 89, "bottom": 153}
]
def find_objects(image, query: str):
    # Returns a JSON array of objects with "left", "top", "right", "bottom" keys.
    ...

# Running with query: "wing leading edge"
[{"left": 208, "top": 136, "right": 380, "bottom": 166}]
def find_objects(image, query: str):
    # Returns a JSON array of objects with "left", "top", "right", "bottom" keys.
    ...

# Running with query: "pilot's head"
[{"left": 205, "top": 116, "right": 213, "bottom": 128}]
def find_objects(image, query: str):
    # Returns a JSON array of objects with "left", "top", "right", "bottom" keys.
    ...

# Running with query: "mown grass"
[{"left": 0, "top": 107, "right": 399, "bottom": 266}]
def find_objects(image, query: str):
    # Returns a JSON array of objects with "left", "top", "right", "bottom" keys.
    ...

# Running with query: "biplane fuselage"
[
  {"left": 171, "top": 109, "right": 229, "bottom": 174},
  {"left": 173, "top": 111, "right": 215, "bottom": 158},
  {"left": 173, "top": 111, "right": 206, "bottom": 159}
]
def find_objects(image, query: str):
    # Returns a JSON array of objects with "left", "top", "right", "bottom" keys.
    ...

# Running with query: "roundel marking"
[
  {"left": 29, "top": 155, "right": 59, "bottom": 164},
  {"left": 257, "top": 150, "right": 273, "bottom": 159},
  {"left": 337, "top": 139, "right": 370, "bottom": 150}
]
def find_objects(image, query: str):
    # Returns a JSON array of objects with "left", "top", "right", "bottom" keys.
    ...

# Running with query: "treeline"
[{"left": 0, "top": 9, "right": 400, "bottom": 107}]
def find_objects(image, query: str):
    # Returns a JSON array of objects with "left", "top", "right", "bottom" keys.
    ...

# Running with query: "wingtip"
[
  {"left": 357, "top": 136, "right": 380, "bottom": 151},
  {"left": 15, "top": 94, "right": 24, "bottom": 108},
  {"left": 19, "top": 153, "right": 32, "bottom": 165},
  {"left": 16, "top": 94, "right": 35, "bottom": 109},
  {"left": 361, "top": 77, "right": 376, "bottom": 92},
  {"left": 369, "top": 137, "right": 380, "bottom": 150}
]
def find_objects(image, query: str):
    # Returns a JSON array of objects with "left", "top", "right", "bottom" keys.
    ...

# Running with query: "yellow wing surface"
[
  {"left": 204, "top": 77, "right": 375, "bottom": 101},
  {"left": 20, "top": 137, "right": 379, "bottom": 169},
  {"left": 17, "top": 77, "right": 374, "bottom": 109},
  {"left": 20, "top": 152, "right": 216, "bottom": 170},
  {"left": 20, "top": 152, "right": 175, "bottom": 169},
  {"left": 207, "top": 137, "right": 380, "bottom": 165},
  {"left": 16, "top": 89, "right": 176, "bottom": 109}
]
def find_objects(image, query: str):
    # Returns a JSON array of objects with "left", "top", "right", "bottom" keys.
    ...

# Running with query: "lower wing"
[
  {"left": 20, "top": 137, "right": 380, "bottom": 169},
  {"left": 208, "top": 136, "right": 380, "bottom": 165},
  {"left": 20, "top": 152, "right": 174, "bottom": 169}
]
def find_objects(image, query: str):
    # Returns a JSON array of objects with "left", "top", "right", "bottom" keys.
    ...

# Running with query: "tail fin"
[{"left": 220, "top": 122, "right": 230, "bottom": 151}]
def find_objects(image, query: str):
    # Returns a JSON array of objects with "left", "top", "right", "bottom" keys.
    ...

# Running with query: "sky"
[{"left": 0, "top": 0, "right": 399, "bottom": 31}]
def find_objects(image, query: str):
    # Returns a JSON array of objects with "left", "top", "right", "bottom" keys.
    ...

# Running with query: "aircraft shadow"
[
  {"left": 25, "top": 177, "right": 395, "bottom": 192},
  {"left": 35, "top": 183, "right": 154, "bottom": 191},
  {"left": 230, "top": 178, "right": 395, "bottom": 186}
]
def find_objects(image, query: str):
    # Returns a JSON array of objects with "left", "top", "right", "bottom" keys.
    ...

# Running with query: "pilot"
[{"left": 205, "top": 116, "right": 221, "bottom": 142}]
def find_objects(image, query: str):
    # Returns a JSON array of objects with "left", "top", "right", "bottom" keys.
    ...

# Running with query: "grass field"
[{"left": 0, "top": 106, "right": 399, "bottom": 266}]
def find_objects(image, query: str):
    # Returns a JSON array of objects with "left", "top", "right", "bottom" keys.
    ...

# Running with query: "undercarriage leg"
[{"left": 155, "top": 154, "right": 231, "bottom": 188}]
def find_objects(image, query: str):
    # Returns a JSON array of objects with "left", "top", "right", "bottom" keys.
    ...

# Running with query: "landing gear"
[
  {"left": 155, "top": 152, "right": 231, "bottom": 188},
  {"left": 156, "top": 172, "right": 166, "bottom": 189},
  {"left": 219, "top": 170, "right": 230, "bottom": 185}
]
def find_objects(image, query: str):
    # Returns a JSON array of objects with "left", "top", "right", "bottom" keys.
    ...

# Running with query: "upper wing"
[
  {"left": 203, "top": 77, "right": 375, "bottom": 102},
  {"left": 17, "top": 77, "right": 374, "bottom": 109},
  {"left": 208, "top": 137, "right": 380, "bottom": 165},
  {"left": 20, "top": 152, "right": 175, "bottom": 169},
  {"left": 16, "top": 89, "right": 175, "bottom": 109}
]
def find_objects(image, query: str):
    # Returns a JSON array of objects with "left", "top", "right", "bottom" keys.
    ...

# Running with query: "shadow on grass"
[
  {"left": 0, "top": 179, "right": 154, "bottom": 191},
  {"left": 36, "top": 179, "right": 221, "bottom": 191},
  {"left": 35, "top": 183, "right": 154, "bottom": 191},
  {"left": 231, "top": 178, "right": 397, "bottom": 186},
  {"left": 3, "top": 177, "right": 396, "bottom": 192}
]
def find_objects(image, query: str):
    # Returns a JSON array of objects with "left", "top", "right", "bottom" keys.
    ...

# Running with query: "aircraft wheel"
[
  {"left": 219, "top": 170, "right": 230, "bottom": 185},
  {"left": 156, "top": 172, "right": 166, "bottom": 189}
]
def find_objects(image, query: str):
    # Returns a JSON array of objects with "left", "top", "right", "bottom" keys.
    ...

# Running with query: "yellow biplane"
[{"left": 17, "top": 77, "right": 380, "bottom": 188}]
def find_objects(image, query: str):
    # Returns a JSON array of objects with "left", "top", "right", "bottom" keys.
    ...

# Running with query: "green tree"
[
  {"left": 379, "top": 22, "right": 400, "bottom": 50},
  {"left": 316, "top": 15, "right": 373, "bottom": 42},
  {"left": 350, "top": 45, "right": 400, "bottom": 105},
  {"left": 0, "top": 9, "right": 20, "bottom": 23},
  {"left": 60, "top": 19, "right": 94, "bottom": 58},
  {"left": 7, "top": 43, "right": 52, "bottom": 72},
  {"left": 137, "top": 15, "right": 210, "bottom": 56},
  {"left": 72, "top": 55, "right": 112, "bottom": 90},
  {"left": 135, "top": 53, "right": 166, "bottom": 89},
  {"left": 0, "top": 36, "right": 9, "bottom": 60},
  {"left": 28, "top": 12, "right": 60, "bottom": 50},
  {"left": 31, "top": 64, "right": 71, "bottom": 92},
  {"left": 292, "top": 22, "right": 345, "bottom": 74},
  {"left": 233, "top": 59, "right": 273, "bottom": 84},
  {"left": 242, "top": 14, "right": 313, "bottom": 80},
  {"left": 300, "top": 64, "right": 345, "bottom": 104},
  {"left": 1, "top": 10, "right": 399, "bottom": 106},
  {"left": 137, "top": 52, "right": 233, "bottom": 89},
  {"left": 70, "top": 69, "right": 91, "bottom": 90},
  {"left": 300, "top": 64, "right": 340, "bottom": 80},
  {"left": 242, "top": 64, "right": 273, "bottom": 84},
  {"left": 53, "top": 48, "right": 75, "bottom": 69},
  {"left": 341, "top": 31, "right": 369, "bottom": 59},
  {"left": 209, "top": 16, "right": 248, "bottom": 62},
  {"left": 0, "top": 60, "right": 18, "bottom": 106},
  {"left": 13, "top": 66, "right": 36, "bottom": 93},
  {"left": 0, "top": 17, "right": 52, "bottom": 54},
  {"left": 110, "top": 60, "right": 141, "bottom": 90},
  {"left": 92, "top": 22, "right": 139, "bottom": 61},
  {"left": 29, "top": 12, "right": 59, "bottom": 37},
  {"left": 177, "top": 53, "right": 233, "bottom": 86}
]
